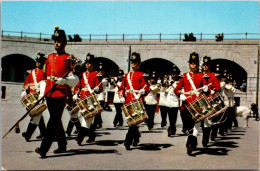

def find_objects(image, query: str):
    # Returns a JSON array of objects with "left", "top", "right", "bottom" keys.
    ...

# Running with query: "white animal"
[{"left": 235, "top": 106, "right": 251, "bottom": 128}]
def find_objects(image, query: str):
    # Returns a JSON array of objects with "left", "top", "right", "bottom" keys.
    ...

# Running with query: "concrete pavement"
[{"left": 1, "top": 103, "right": 259, "bottom": 170}]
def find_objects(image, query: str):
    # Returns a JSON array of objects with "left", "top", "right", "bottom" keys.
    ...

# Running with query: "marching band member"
[
  {"left": 219, "top": 74, "right": 237, "bottom": 136},
  {"left": 112, "top": 69, "right": 125, "bottom": 127},
  {"left": 158, "top": 75, "right": 169, "bottom": 127},
  {"left": 35, "top": 26, "right": 81, "bottom": 158},
  {"left": 65, "top": 86, "right": 82, "bottom": 137},
  {"left": 144, "top": 71, "right": 160, "bottom": 130},
  {"left": 201, "top": 56, "right": 221, "bottom": 146},
  {"left": 21, "top": 52, "right": 47, "bottom": 141},
  {"left": 165, "top": 66, "right": 180, "bottom": 137},
  {"left": 94, "top": 63, "right": 107, "bottom": 129},
  {"left": 174, "top": 51, "right": 208, "bottom": 155},
  {"left": 119, "top": 52, "right": 149, "bottom": 150},
  {"left": 74, "top": 53, "right": 102, "bottom": 145}
]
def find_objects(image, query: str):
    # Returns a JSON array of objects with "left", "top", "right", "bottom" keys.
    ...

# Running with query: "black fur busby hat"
[
  {"left": 35, "top": 51, "right": 47, "bottom": 64},
  {"left": 130, "top": 52, "right": 141, "bottom": 63},
  {"left": 202, "top": 55, "right": 211, "bottom": 65},
  {"left": 85, "top": 52, "right": 95, "bottom": 63},
  {"left": 188, "top": 51, "right": 199, "bottom": 63},
  {"left": 51, "top": 26, "right": 67, "bottom": 42}
]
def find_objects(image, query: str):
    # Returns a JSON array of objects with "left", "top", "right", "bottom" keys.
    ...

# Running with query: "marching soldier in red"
[
  {"left": 201, "top": 56, "right": 221, "bottom": 146},
  {"left": 119, "top": 52, "right": 149, "bottom": 150},
  {"left": 74, "top": 53, "right": 102, "bottom": 145},
  {"left": 35, "top": 26, "right": 80, "bottom": 158},
  {"left": 21, "top": 52, "right": 47, "bottom": 141},
  {"left": 174, "top": 51, "right": 208, "bottom": 155}
]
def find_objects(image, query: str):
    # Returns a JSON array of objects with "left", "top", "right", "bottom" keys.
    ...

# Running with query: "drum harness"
[
  {"left": 185, "top": 73, "right": 227, "bottom": 125},
  {"left": 125, "top": 72, "right": 147, "bottom": 119}
]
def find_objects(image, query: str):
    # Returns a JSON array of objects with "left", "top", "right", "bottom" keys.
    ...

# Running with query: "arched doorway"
[
  {"left": 1, "top": 54, "right": 36, "bottom": 82},
  {"left": 211, "top": 59, "right": 247, "bottom": 91},
  {"left": 139, "top": 58, "right": 180, "bottom": 78},
  {"left": 81, "top": 57, "right": 119, "bottom": 78}
]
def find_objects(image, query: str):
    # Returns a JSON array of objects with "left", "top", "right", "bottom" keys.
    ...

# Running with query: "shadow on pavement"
[
  {"left": 209, "top": 141, "right": 239, "bottom": 148},
  {"left": 140, "top": 130, "right": 164, "bottom": 134},
  {"left": 134, "top": 143, "right": 173, "bottom": 151},
  {"left": 95, "top": 140, "right": 125, "bottom": 146},
  {"left": 190, "top": 147, "right": 230, "bottom": 156},
  {"left": 41, "top": 149, "right": 120, "bottom": 159}
]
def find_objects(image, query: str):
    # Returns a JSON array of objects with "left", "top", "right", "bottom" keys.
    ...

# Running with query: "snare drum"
[
  {"left": 66, "top": 100, "right": 80, "bottom": 115},
  {"left": 121, "top": 99, "right": 148, "bottom": 127},
  {"left": 21, "top": 92, "right": 47, "bottom": 117},
  {"left": 77, "top": 93, "right": 103, "bottom": 119},
  {"left": 185, "top": 94, "right": 215, "bottom": 123},
  {"left": 207, "top": 92, "right": 227, "bottom": 120}
]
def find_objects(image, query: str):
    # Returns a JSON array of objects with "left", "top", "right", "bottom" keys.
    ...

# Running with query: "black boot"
[
  {"left": 74, "top": 119, "right": 82, "bottom": 134},
  {"left": 86, "top": 124, "right": 96, "bottom": 143},
  {"left": 75, "top": 127, "right": 89, "bottom": 146},
  {"left": 210, "top": 124, "right": 218, "bottom": 141},
  {"left": 36, "top": 116, "right": 46, "bottom": 139},
  {"left": 202, "top": 127, "right": 211, "bottom": 147},
  {"left": 22, "top": 122, "right": 37, "bottom": 142},
  {"left": 66, "top": 119, "right": 75, "bottom": 136},
  {"left": 186, "top": 135, "right": 197, "bottom": 155}
]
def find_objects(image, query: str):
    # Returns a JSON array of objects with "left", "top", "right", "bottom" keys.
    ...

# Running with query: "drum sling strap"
[
  {"left": 32, "top": 69, "right": 38, "bottom": 89},
  {"left": 187, "top": 73, "right": 199, "bottom": 97},
  {"left": 127, "top": 71, "right": 139, "bottom": 100},
  {"left": 83, "top": 72, "right": 94, "bottom": 94}
]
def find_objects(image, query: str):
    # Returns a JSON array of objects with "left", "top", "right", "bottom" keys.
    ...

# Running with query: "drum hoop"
[{"left": 29, "top": 103, "right": 47, "bottom": 117}]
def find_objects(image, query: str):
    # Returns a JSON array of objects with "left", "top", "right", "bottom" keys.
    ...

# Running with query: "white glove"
[
  {"left": 120, "top": 97, "right": 125, "bottom": 103},
  {"left": 203, "top": 85, "right": 209, "bottom": 92},
  {"left": 73, "top": 94, "right": 79, "bottom": 101},
  {"left": 102, "top": 78, "right": 108, "bottom": 83},
  {"left": 139, "top": 89, "right": 145, "bottom": 95},
  {"left": 21, "top": 91, "right": 27, "bottom": 98},
  {"left": 56, "top": 77, "right": 66, "bottom": 85},
  {"left": 210, "top": 90, "right": 215, "bottom": 95},
  {"left": 94, "top": 86, "right": 99, "bottom": 92},
  {"left": 39, "top": 93, "right": 44, "bottom": 100},
  {"left": 180, "top": 94, "right": 187, "bottom": 101}
]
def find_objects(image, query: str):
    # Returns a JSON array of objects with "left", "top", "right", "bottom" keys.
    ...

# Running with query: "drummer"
[
  {"left": 174, "top": 51, "right": 209, "bottom": 155},
  {"left": 201, "top": 56, "right": 221, "bottom": 145},
  {"left": 21, "top": 52, "right": 47, "bottom": 142},
  {"left": 74, "top": 53, "right": 102, "bottom": 145},
  {"left": 119, "top": 52, "right": 149, "bottom": 150}
]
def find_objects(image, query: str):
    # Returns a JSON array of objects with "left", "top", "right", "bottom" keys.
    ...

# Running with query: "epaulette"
[
  {"left": 27, "top": 70, "right": 31, "bottom": 74},
  {"left": 178, "top": 74, "right": 184, "bottom": 78},
  {"left": 203, "top": 73, "right": 210, "bottom": 79},
  {"left": 214, "top": 73, "right": 221, "bottom": 77},
  {"left": 143, "top": 73, "right": 149, "bottom": 78}
]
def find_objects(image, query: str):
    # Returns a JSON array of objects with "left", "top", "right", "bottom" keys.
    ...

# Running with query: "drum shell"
[
  {"left": 77, "top": 94, "right": 103, "bottom": 119},
  {"left": 121, "top": 99, "right": 148, "bottom": 127}
]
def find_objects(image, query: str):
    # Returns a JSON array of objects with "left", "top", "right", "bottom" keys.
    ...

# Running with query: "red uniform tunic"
[
  {"left": 205, "top": 73, "right": 220, "bottom": 92},
  {"left": 174, "top": 72, "right": 207, "bottom": 110},
  {"left": 23, "top": 68, "right": 44, "bottom": 93},
  {"left": 119, "top": 71, "right": 149, "bottom": 103},
  {"left": 41, "top": 53, "right": 74, "bottom": 98},
  {"left": 75, "top": 70, "right": 101, "bottom": 98}
]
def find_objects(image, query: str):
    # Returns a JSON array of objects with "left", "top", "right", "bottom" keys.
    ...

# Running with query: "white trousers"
[{"left": 192, "top": 118, "right": 212, "bottom": 137}]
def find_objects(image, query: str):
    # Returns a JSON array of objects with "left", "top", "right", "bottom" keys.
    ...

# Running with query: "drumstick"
[{"left": 2, "top": 60, "right": 81, "bottom": 139}]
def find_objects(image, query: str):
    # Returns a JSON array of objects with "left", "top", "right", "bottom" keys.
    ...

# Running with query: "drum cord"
[{"left": 210, "top": 111, "right": 228, "bottom": 125}]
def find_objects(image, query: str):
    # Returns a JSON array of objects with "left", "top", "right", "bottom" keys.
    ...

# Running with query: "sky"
[{"left": 1, "top": 1, "right": 259, "bottom": 39}]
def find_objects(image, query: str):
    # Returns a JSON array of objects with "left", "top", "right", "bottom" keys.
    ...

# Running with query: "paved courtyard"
[{"left": 1, "top": 103, "right": 259, "bottom": 170}]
